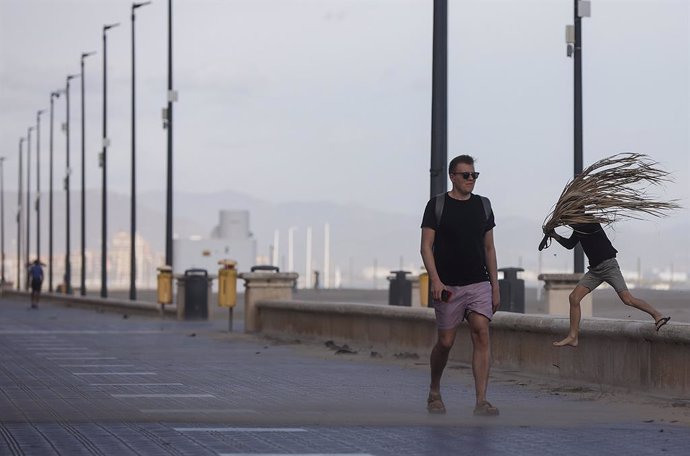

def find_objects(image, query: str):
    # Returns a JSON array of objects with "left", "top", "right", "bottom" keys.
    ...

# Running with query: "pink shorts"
[{"left": 432, "top": 281, "right": 493, "bottom": 330}]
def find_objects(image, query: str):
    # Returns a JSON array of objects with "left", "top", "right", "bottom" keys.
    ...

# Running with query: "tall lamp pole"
[
  {"left": 80, "top": 51, "right": 95, "bottom": 296},
  {"left": 49, "top": 90, "right": 62, "bottom": 292},
  {"left": 164, "top": 0, "right": 176, "bottom": 270},
  {"left": 36, "top": 110, "right": 44, "bottom": 265},
  {"left": 65, "top": 73, "right": 80, "bottom": 294},
  {"left": 101, "top": 23, "right": 119, "bottom": 298},
  {"left": 17, "top": 138, "right": 24, "bottom": 290},
  {"left": 130, "top": 1, "right": 151, "bottom": 301},
  {"left": 0, "top": 157, "right": 6, "bottom": 285},
  {"left": 26, "top": 126, "right": 34, "bottom": 285},
  {"left": 566, "top": 0, "right": 591, "bottom": 274},
  {"left": 429, "top": 0, "right": 447, "bottom": 198}
]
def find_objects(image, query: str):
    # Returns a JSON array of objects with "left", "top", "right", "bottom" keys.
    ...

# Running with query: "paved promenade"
[{"left": 1, "top": 295, "right": 689, "bottom": 455}]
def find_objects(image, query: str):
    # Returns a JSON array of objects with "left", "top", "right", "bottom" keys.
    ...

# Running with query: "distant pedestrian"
[
  {"left": 28, "top": 259, "right": 44, "bottom": 309},
  {"left": 542, "top": 223, "right": 670, "bottom": 347},
  {"left": 420, "top": 154, "right": 500, "bottom": 416}
]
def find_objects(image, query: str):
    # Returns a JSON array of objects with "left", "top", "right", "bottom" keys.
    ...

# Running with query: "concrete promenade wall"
[
  {"left": 257, "top": 300, "right": 690, "bottom": 396},
  {"left": 1, "top": 289, "right": 177, "bottom": 316}
]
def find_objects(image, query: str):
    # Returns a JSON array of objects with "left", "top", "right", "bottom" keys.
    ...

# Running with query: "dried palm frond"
[{"left": 539, "top": 153, "right": 680, "bottom": 249}]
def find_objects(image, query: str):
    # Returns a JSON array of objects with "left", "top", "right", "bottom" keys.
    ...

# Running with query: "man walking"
[
  {"left": 28, "top": 259, "right": 44, "bottom": 309},
  {"left": 420, "top": 154, "right": 500, "bottom": 416}
]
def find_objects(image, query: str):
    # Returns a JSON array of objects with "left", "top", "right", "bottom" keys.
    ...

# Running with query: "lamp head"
[
  {"left": 133, "top": 1, "right": 152, "bottom": 10},
  {"left": 104, "top": 23, "right": 120, "bottom": 31},
  {"left": 81, "top": 51, "right": 96, "bottom": 60},
  {"left": 67, "top": 74, "right": 80, "bottom": 82}
]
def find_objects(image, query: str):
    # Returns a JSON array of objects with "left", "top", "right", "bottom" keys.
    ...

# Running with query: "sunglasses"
[{"left": 451, "top": 171, "right": 480, "bottom": 180}]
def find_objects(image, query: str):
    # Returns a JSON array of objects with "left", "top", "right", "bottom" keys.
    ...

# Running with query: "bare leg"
[
  {"left": 467, "top": 312, "right": 491, "bottom": 405},
  {"left": 618, "top": 290, "right": 663, "bottom": 322},
  {"left": 430, "top": 329, "right": 456, "bottom": 393},
  {"left": 553, "top": 285, "right": 591, "bottom": 347}
]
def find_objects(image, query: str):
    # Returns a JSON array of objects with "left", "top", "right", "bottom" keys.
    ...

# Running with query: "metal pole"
[
  {"left": 26, "top": 126, "right": 33, "bottom": 287},
  {"left": 165, "top": 0, "right": 174, "bottom": 270},
  {"left": 130, "top": 1, "right": 151, "bottom": 301},
  {"left": 66, "top": 74, "right": 79, "bottom": 294},
  {"left": 573, "top": 0, "right": 584, "bottom": 273},
  {"left": 0, "top": 157, "right": 5, "bottom": 285},
  {"left": 17, "top": 138, "right": 24, "bottom": 290},
  {"left": 49, "top": 91, "right": 60, "bottom": 292},
  {"left": 430, "top": 0, "right": 448, "bottom": 198},
  {"left": 36, "top": 111, "right": 44, "bottom": 267},
  {"left": 80, "top": 52, "right": 95, "bottom": 296},
  {"left": 102, "top": 24, "right": 119, "bottom": 298}
]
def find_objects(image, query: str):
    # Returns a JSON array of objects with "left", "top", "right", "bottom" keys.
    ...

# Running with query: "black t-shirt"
[
  {"left": 554, "top": 223, "right": 617, "bottom": 268},
  {"left": 421, "top": 193, "right": 495, "bottom": 286}
]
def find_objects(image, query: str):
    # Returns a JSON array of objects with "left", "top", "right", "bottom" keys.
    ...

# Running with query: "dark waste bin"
[
  {"left": 498, "top": 267, "right": 525, "bottom": 313},
  {"left": 388, "top": 270, "right": 412, "bottom": 306},
  {"left": 184, "top": 268, "right": 209, "bottom": 320}
]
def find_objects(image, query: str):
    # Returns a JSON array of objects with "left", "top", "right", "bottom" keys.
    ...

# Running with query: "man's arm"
[
  {"left": 420, "top": 227, "right": 444, "bottom": 301},
  {"left": 548, "top": 230, "right": 579, "bottom": 250},
  {"left": 484, "top": 229, "right": 500, "bottom": 313}
]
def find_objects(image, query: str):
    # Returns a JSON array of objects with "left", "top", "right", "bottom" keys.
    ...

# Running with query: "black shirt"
[
  {"left": 554, "top": 223, "right": 617, "bottom": 268},
  {"left": 421, "top": 193, "right": 495, "bottom": 286}
]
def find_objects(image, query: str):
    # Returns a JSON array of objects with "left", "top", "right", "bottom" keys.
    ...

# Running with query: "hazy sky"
[{"left": 1, "top": 0, "right": 688, "bottom": 227}]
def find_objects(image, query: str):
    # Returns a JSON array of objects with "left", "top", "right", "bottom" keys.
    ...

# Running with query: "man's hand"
[
  {"left": 430, "top": 278, "right": 445, "bottom": 302},
  {"left": 491, "top": 284, "right": 501, "bottom": 313}
]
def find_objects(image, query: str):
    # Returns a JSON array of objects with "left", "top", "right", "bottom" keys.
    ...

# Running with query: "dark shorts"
[
  {"left": 31, "top": 278, "right": 42, "bottom": 292},
  {"left": 578, "top": 258, "right": 628, "bottom": 293},
  {"left": 432, "top": 281, "right": 493, "bottom": 330}
]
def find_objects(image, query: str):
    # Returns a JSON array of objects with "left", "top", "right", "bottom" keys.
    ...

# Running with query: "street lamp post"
[
  {"left": 17, "top": 138, "right": 24, "bottom": 290},
  {"left": 26, "top": 126, "right": 34, "bottom": 287},
  {"left": 429, "top": 0, "right": 447, "bottom": 199},
  {"left": 566, "top": 0, "right": 591, "bottom": 274},
  {"left": 80, "top": 51, "right": 95, "bottom": 296},
  {"left": 36, "top": 110, "right": 44, "bottom": 265},
  {"left": 101, "top": 23, "right": 120, "bottom": 298},
  {"left": 49, "top": 90, "right": 62, "bottom": 292},
  {"left": 0, "top": 156, "right": 6, "bottom": 285},
  {"left": 164, "top": 0, "right": 176, "bottom": 270},
  {"left": 65, "top": 73, "right": 80, "bottom": 294},
  {"left": 130, "top": 1, "right": 151, "bottom": 301}
]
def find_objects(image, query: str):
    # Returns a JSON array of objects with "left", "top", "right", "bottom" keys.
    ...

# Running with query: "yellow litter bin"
[
  {"left": 217, "top": 260, "right": 238, "bottom": 308},
  {"left": 419, "top": 271, "right": 429, "bottom": 307},
  {"left": 157, "top": 265, "right": 173, "bottom": 305}
]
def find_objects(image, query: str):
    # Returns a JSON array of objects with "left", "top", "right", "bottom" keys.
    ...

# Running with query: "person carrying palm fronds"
[{"left": 539, "top": 153, "right": 679, "bottom": 347}]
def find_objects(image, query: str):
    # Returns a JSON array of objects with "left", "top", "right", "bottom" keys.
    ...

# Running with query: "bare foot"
[{"left": 553, "top": 335, "right": 578, "bottom": 347}]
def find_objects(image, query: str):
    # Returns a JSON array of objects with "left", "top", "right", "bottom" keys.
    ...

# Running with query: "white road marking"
[
  {"left": 112, "top": 394, "right": 215, "bottom": 398},
  {"left": 142, "top": 409, "right": 258, "bottom": 414},
  {"left": 47, "top": 357, "right": 116, "bottom": 360},
  {"left": 73, "top": 372, "right": 156, "bottom": 376},
  {"left": 90, "top": 383, "right": 184, "bottom": 386},
  {"left": 175, "top": 427, "right": 306, "bottom": 433},
  {"left": 59, "top": 364, "right": 134, "bottom": 368},
  {"left": 219, "top": 454, "right": 373, "bottom": 456}
]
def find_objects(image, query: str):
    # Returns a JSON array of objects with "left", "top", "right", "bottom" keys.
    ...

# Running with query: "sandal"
[
  {"left": 655, "top": 316, "right": 670, "bottom": 332},
  {"left": 427, "top": 392, "right": 446, "bottom": 414},
  {"left": 473, "top": 400, "right": 499, "bottom": 416}
]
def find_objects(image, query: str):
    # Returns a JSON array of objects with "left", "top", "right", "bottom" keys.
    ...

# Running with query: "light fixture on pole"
[
  {"left": 49, "top": 90, "right": 63, "bottom": 292},
  {"left": 80, "top": 51, "right": 96, "bottom": 296},
  {"left": 565, "top": 0, "right": 591, "bottom": 274},
  {"left": 130, "top": 1, "right": 151, "bottom": 301},
  {"left": 101, "top": 22, "right": 120, "bottom": 298},
  {"left": 65, "top": 73, "right": 80, "bottom": 294}
]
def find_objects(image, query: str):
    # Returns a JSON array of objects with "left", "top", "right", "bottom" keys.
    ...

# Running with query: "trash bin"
[
  {"left": 498, "top": 267, "right": 525, "bottom": 313},
  {"left": 418, "top": 271, "right": 429, "bottom": 307},
  {"left": 388, "top": 270, "right": 412, "bottom": 306},
  {"left": 157, "top": 265, "right": 173, "bottom": 305},
  {"left": 184, "top": 268, "right": 209, "bottom": 320}
]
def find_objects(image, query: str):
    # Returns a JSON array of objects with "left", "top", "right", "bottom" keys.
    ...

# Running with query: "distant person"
[
  {"left": 28, "top": 259, "right": 44, "bottom": 309},
  {"left": 420, "top": 154, "right": 500, "bottom": 416},
  {"left": 543, "top": 223, "right": 670, "bottom": 347}
]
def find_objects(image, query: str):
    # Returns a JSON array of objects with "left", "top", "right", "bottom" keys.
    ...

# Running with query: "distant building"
[{"left": 173, "top": 210, "right": 257, "bottom": 288}]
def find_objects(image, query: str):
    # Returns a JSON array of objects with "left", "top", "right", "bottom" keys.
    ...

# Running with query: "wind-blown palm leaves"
[{"left": 539, "top": 153, "right": 680, "bottom": 250}]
